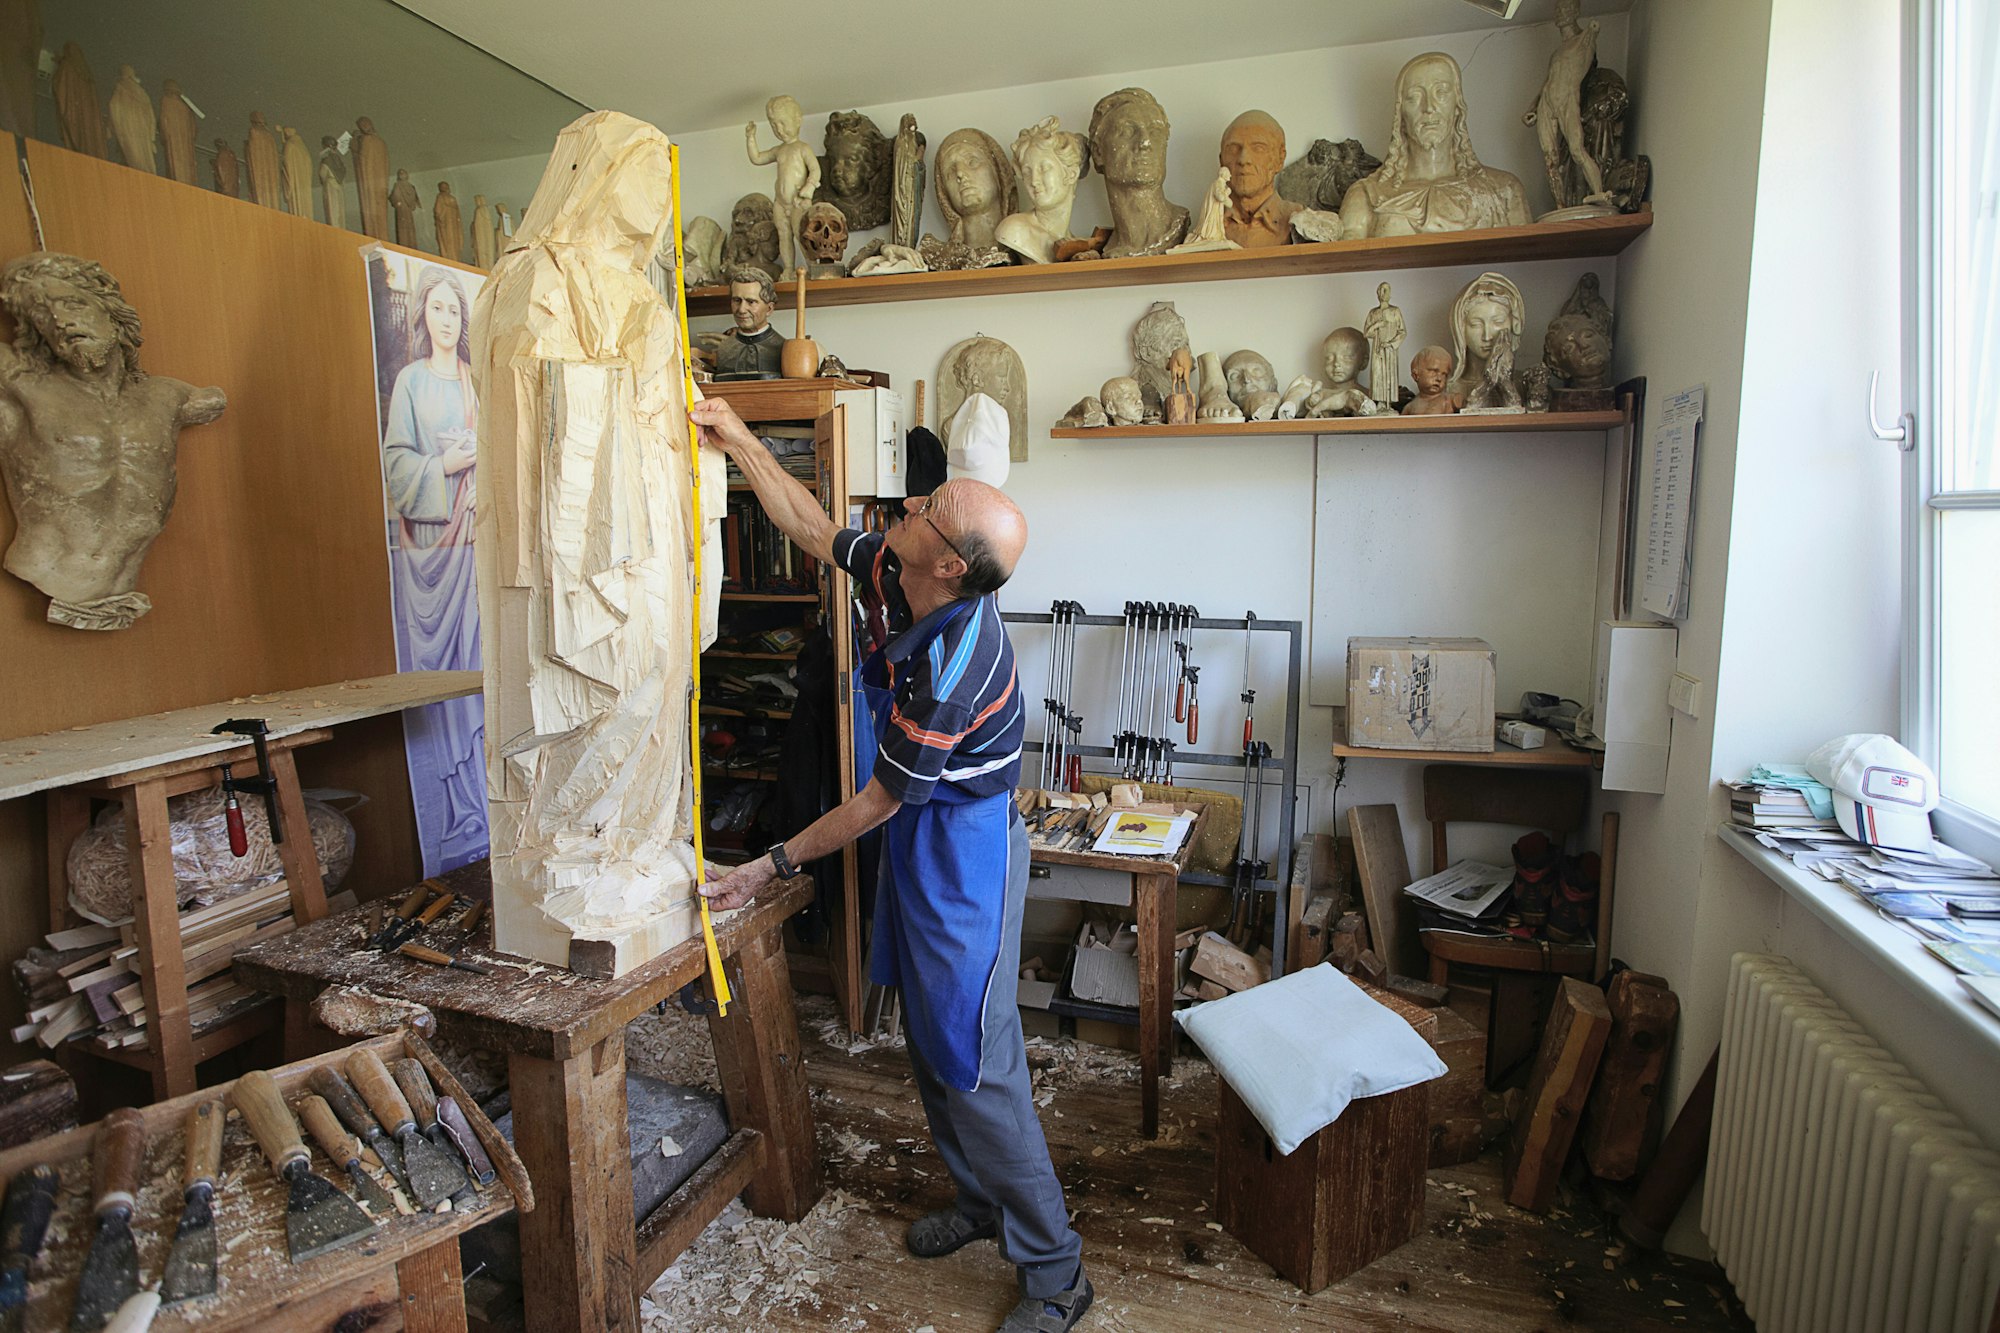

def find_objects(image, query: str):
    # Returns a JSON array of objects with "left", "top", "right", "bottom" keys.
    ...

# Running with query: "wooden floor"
[{"left": 636, "top": 998, "right": 1749, "bottom": 1332}]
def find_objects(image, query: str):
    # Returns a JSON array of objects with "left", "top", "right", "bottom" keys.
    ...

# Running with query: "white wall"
[{"left": 664, "top": 22, "right": 1629, "bottom": 875}]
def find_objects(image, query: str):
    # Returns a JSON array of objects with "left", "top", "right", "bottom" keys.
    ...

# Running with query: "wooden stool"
[{"left": 1215, "top": 987, "right": 1436, "bottom": 1293}]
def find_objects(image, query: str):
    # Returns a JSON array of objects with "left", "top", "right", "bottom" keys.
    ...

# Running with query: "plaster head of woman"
[
  {"left": 1447, "top": 270, "right": 1524, "bottom": 394},
  {"left": 410, "top": 265, "right": 472, "bottom": 370},
  {"left": 934, "top": 128, "right": 1016, "bottom": 251}
]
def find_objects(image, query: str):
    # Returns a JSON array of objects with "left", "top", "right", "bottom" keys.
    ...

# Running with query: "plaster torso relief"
[
  {"left": 0, "top": 252, "right": 227, "bottom": 630},
  {"left": 938, "top": 335, "right": 1028, "bottom": 463},
  {"left": 996, "top": 117, "right": 1088, "bottom": 265},
  {"left": 1339, "top": 51, "right": 1531, "bottom": 238},
  {"left": 1090, "top": 88, "right": 1188, "bottom": 258}
]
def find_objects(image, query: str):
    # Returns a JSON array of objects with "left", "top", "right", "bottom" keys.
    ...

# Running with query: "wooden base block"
[
  {"left": 493, "top": 894, "right": 699, "bottom": 980},
  {"left": 1581, "top": 970, "right": 1679, "bottom": 1181},
  {"left": 1503, "top": 977, "right": 1612, "bottom": 1212}
]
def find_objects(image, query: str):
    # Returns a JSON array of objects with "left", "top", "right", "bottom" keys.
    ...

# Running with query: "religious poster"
[{"left": 363, "top": 247, "right": 489, "bottom": 876}]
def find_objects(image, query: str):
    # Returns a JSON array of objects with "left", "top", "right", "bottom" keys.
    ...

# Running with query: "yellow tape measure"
[{"left": 670, "top": 141, "right": 731, "bottom": 1017}]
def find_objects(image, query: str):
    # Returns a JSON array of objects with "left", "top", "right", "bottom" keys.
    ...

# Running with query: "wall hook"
[{"left": 1867, "top": 370, "right": 1914, "bottom": 452}]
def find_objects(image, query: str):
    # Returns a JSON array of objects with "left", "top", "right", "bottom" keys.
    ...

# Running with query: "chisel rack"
[{"left": 1004, "top": 609, "right": 1303, "bottom": 974}]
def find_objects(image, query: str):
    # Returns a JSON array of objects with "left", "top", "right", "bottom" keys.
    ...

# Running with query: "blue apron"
[{"left": 857, "top": 598, "right": 1015, "bottom": 1092}]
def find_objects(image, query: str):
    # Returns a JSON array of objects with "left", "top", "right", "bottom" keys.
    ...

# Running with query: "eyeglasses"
[{"left": 910, "top": 495, "right": 967, "bottom": 565}]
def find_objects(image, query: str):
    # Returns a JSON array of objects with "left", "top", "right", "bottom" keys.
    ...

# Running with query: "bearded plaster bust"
[
  {"left": 996, "top": 117, "right": 1090, "bottom": 265},
  {"left": 1222, "top": 349, "right": 1280, "bottom": 420},
  {"left": 1448, "top": 271, "right": 1526, "bottom": 407},
  {"left": 1339, "top": 51, "right": 1532, "bottom": 238},
  {"left": 724, "top": 192, "right": 781, "bottom": 281},
  {"left": 0, "top": 253, "right": 227, "bottom": 630},
  {"left": 816, "top": 110, "right": 893, "bottom": 231},
  {"left": 921, "top": 129, "right": 1017, "bottom": 270},
  {"left": 1089, "top": 88, "right": 1189, "bottom": 258}
]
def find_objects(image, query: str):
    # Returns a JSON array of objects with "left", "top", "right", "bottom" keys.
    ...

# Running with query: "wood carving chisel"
[
  {"left": 306, "top": 1066, "right": 411, "bottom": 1198},
  {"left": 296, "top": 1095, "right": 399, "bottom": 1218},
  {"left": 367, "top": 881, "right": 436, "bottom": 950},
  {"left": 234, "top": 1070, "right": 376, "bottom": 1262},
  {"left": 68, "top": 1107, "right": 144, "bottom": 1331},
  {"left": 0, "top": 1164, "right": 58, "bottom": 1333},
  {"left": 397, "top": 942, "right": 494, "bottom": 975},
  {"left": 389, "top": 1059, "right": 482, "bottom": 1197},
  {"left": 382, "top": 891, "right": 456, "bottom": 952},
  {"left": 158, "top": 1100, "right": 223, "bottom": 1305},
  {"left": 347, "top": 1049, "right": 469, "bottom": 1210}
]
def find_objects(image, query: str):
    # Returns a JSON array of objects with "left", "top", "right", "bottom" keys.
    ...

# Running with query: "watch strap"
[{"left": 767, "top": 841, "right": 799, "bottom": 880}]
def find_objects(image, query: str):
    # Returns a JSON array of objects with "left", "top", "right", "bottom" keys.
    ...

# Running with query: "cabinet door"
[{"left": 816, "top": 405, "right": 865, "bottom": 1032}]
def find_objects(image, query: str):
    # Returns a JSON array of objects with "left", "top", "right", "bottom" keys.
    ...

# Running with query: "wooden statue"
[
  {"left": 244, "top": 111, "right": 281, "bottom": 208},
  {"left": 158, "top": 80, "right": 197, "bottom": 184},
  {"left": 388, "top": 169, "right": 419, "bottom": 249},
  {"left": 0, "top": 252, "right": 227, "bottom": 630},
  {"left": 52, "top": 43, "right": 107, "bottom": 159},
  {"left": 318, "top": 136, "right": 347, "bottom": 229},
  {"left": 494, "top": 202, "right": 513, "bottom": 246},
  {"left": 279, "top": 126, "right": 313, "bottom": 217},
  {"left": 210, "top": 138, "right": 239, "bottom": 197},
  {"left": 353, "top": 116, "right": 390, "bottom": 241},
  {"left": 470, "top": 110, "right": 725, "bottom": 976},
  {"left": 107, "top": 66, "right": 156, "bottom": 173},
  {"left": 1164, "top": 346, "right": 1197, "bottom": 425},
  {"left": 471, "top": 195, "right": 496, "bottom": 268},
  {"left": 432, "top": 181, "right": 463, "bottom": 262}
]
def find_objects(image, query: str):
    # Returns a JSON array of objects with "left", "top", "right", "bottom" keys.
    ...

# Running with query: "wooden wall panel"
[{"left": 0, "top": 136, "right": 482, "bottom": 1064}]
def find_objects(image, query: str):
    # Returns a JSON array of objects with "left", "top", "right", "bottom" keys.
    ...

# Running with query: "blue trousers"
[{"left": 904, "top": 814, "right": 1084, "bottom": 1298}]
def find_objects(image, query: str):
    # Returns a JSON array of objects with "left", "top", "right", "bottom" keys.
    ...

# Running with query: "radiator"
[{"left": 1705, "top": 953, "right": 2000, "bottom": 1333}]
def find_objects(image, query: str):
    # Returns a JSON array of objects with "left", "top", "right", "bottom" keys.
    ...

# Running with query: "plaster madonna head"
[
  {"left": 935, "top": 129, "right": 1017, "bottom": 249},
  {"left": 1451, "top": 273, "right": 1524, "bottom": 362},
  {"left": 1, "top": 252, "right": 143, "bottom": 376}
]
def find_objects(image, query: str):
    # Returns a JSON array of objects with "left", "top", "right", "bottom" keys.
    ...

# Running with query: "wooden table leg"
[
  {"left": 510, "top": 1033, "right": 640, "bottom": 1332},
  {"left": 123, "top": 781, "right": 195, "bottom": 1100},
  {"left": 268, "top": 747, "right": 330, "bottom": 921},
  {"left": 1136, "top": 870, "right": 1175, "bottom": 1139},
  {"left": 396, "top": 1235, "right": 469, "bottom": 1333},
  {"left": 708, "top": 923, "right": 821, "bottom": 1221}
]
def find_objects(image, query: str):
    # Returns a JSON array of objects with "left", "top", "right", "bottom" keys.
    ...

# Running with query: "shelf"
[
  {"left": 702, "top": 704, "right": 794, "bottom": 720},
  {"left": 686, "top": 209, "right": 1651, "bottom": 316},
  {"left": 1051, "top": 409, "right": 1627, "bottom": 440},
  {"left": 1330, "top": 708, "right": 1600, "bottom": 768},
  {"left": 704, "top": 648, "right": 801, "bottom": 661},
  {"left": 720, "top": 591, "right": 818, "bottom": 603}
]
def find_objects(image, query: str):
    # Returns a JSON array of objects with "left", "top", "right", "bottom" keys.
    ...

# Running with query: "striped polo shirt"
[{"left": 832, "top": 529, "right": 1024, "bottom": 806}]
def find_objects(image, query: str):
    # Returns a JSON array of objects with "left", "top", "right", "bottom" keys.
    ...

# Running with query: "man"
[
  {"left": 690, "top": 395, "right": 1092, "bottom": 1333},
  {"left": 1218, "top": 110, "right": 1300, "bottom": 248},
  {"left": 713, "top": 266, "right": 784, "bottom": 379}
]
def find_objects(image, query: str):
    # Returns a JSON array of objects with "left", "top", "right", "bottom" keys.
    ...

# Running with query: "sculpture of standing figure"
[
  {"left": 210, "top": 138, "right": 239, "bottom": 197},
  {"left": 471, "top": 110, "right": 725, "bottom": 975},
  {"left": 996, "top": 117, "right": 1088, "bottom": 265},
  {"left": 1169, "top": 167, "right": 1239, "bottom": 253},
  {"left": 1339, "top": 51, "right": 1531, "bottom": 237},
  {"left": 0, "top": 252, "right": 227, "bottom": 630},
  {"left": 279, "top": 126, "right": 314, "bottom": 217},
  {"left": 1525, "top": 0, "right": 1612, "bottom": 215},
  {"left": 353, "top": 116, "right": 390, "bottom": 241},
  {"left": 1089, "top": 87, "right": 1189, "bottom": 258},
  {"left": 244, "top": 112, "right": 281, "bottom": 208},
  {"left": 159, "top": 81, "right": 197, "bottom": 185},
  {"left": 107, "top": 66, "right": 156, "bottom": 173},
  {"left": 1447, "top": 271, "right": 1526, "bottom": 407},
  {"left": 319, "top": 136, "right": 348, "bottom": 229},
  {"left": 53, "top": 44, "right": 107, "bottom": 158},
  {"left": 389, "top": 169, "right": 420, "bottom": 249},
  {"left": 889, "top": 113, "right": 927, "bottom": 251},
  {"left": 1362, "top": 282, "right": 1406, "bottom": 408},
  {"left": 433, "top": 181, "right": 464, "bottom": 262},
  {"left": 471, "top": 194, "right": 497, "bottom": 268},
  {"left": 746, "top": 95, "right": 818, "bottom": 275}
]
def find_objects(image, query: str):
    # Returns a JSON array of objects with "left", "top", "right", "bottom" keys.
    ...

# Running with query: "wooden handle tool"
[
  {"left": 233, "top": 1071, "right": 307, "bottom": 1179},
  {"left": 183, "top": 1101, "right": 223, "bottom": 1194},
  {"left": 346, "top": 1050, "right": 415, "bottom": 1137},
  {"left": 306, "top": 1067, "right": 378, "bottom": 1138},
  {"left": 389, "top": 1059, "right": 438, "bottom": 1132},
  {"left": 296, "top": 1095, "right": 359, "bottom": 1168},
  {"left": 91, "top": 1108, "right": 145, "bottom": 1217}
]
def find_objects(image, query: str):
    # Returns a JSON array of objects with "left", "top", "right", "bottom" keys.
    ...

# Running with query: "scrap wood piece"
[
  {"left": 1384, "top": 974, "right": 1448, "bottom": 1007},
  {"left": 313, "top": 984, "right": 438, "bottom": 1038},
  {"left": 1189, "top": 932, "right": 1268, "bottom": 993},
  {"left": 1504, "top": 976, "right": 1613, "bottom": 1212},
  {"left": 1581, "top": 970, "right": 1680, "bottom": 1181},
  {"left": 1348, "top": 804, "right": 1424, "bottom": 979}
]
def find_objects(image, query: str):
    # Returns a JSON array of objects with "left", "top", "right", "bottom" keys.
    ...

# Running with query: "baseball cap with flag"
[{"left": 1803, "top": 733, "right": 1939, "bottom": 852}]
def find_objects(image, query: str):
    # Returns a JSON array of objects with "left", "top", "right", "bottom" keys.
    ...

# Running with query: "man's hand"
[
  {"left": 701, "top": 854, "right": 778, "bottom": 912},
  {"left": 689, "top": 397, "right": 762, "bottom": 459}
]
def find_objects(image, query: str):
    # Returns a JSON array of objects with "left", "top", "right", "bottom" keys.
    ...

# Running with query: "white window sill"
[{"left": 1717, "top": 826, "right": 2000, "bottom": 1057}]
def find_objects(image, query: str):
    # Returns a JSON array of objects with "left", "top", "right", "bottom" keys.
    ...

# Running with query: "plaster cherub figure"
[
  {"left": 1304, "top": 328, "right": 1380, "bottom": 417},
  {"left": 1339, "top": 51, "right": 1531, "bottom": 237},
  {"left": 746, "top": 95, "right": 819, "bottom": 274},
  {"left": 996, "top": 117, "right": 1089, "bottom": 265},
  {"left": 1403, "top": 345, "right": 1457, "bottom": 415},
  {"left": 0, "top": 252, "right": 227, "bottom": 630},
  {"left": 1100, "top": 377, "right": 1144, "bottom": 427},
  {"left": 1525, "top": 0, "right": 1613, "bottom": 214},
  {"left": 1222, "top": 350, "right": 1280, "bottom": 420}
]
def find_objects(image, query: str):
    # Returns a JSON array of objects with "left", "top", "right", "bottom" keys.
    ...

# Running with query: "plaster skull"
[{"left": 801, "top": 201, "right": 848, "bottom": 263}]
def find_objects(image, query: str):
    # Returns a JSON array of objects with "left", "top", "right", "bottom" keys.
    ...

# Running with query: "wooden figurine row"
[{"left": 51, "top": 43, "right": 508, "bottom": 265}]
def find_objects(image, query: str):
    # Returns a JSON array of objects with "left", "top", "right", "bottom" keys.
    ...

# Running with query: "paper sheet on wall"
[{"left": 1640, "top": 385, "right": 1705, "bottom": 619}]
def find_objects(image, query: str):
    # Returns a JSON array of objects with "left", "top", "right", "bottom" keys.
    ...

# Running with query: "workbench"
[
  {"left": 0, "top": 1031, "right": 520, "bottom": 1332},
  {"left": 233, "top": 877, "right": 822, "bottom": 1333}
]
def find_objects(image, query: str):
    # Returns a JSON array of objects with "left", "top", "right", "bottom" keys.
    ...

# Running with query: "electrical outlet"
[{"left": 1668, "top": 671, "right": 1702, "bottom": 718}]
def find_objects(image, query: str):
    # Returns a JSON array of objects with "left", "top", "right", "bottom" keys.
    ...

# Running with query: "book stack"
[{"left": 1723, "top": 781, "right": 1836, "bottom": 830}]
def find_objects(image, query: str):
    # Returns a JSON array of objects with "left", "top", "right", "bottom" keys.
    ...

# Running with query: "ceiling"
[{"left": 395, "top": 0, "right": 1634, "bottom": 139}]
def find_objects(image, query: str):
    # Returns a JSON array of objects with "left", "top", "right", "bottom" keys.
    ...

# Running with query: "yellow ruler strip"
[{"left": 671, "top": 141, "right": 730, "bottom": 1017}]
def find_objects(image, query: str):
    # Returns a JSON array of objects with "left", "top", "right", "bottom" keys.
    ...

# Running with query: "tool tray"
[{"left": 0, "top": 1030, "right": 527, "bottom": 1332}]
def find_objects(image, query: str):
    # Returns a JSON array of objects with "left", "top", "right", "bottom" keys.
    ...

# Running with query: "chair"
[{"left": 1416, "top": 766, "right": 1618, "bottom": 1086}]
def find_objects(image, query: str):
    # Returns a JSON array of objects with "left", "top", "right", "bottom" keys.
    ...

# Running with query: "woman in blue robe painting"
[{"left": 382, "top": 264, "right": 488, "bottom": 871}]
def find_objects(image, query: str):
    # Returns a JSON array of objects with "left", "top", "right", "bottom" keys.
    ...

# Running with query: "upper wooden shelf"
[
  {"left": 686, "top": 209, "right": 1651, "bottom": 316},
  {"left": 1050, "top": 409, "right": 1627, "bottom": 440},
  {"left": 1329, "top": 708, "right": 1600, "bottom": 769}
]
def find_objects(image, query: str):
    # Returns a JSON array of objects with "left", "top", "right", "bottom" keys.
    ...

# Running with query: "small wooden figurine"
[
  {"left": 244, "top": 111, "right": 281, "bottom": 208},
  {"left": 52, "top": 43, "right": 107, "bottom": 158},
  {"left": 432, "top": 181, "right": 463, "bottom": 261},
  {"left": 318, "top": 136, "right": 347, "bottom": 229},
  {"left": 159, "top": 80, "right": 197, "bottom": 184},
  {"left": 210, "top": 138, "right": 239, "bottom": 197},
  {"left": 389, "top": 169, "right": 420, "bottom": 249},
  {"left": 107, "top": 65, "right": 156, "bottom": 173},
  {"left": 279, "top": 126, "right": 314, "bottom": 217},
  {"left": 1164, "top": 346, "right": 1197, "bottom": 425},
  {"left": 471, "top": 195, "right": 497, "bottom": 268},
  {"left": 353, "top": 116, "right": 390, "bottom": 241}
]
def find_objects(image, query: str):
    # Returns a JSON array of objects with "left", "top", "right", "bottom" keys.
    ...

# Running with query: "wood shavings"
[{"left": 660, "top": 1135, "right": 683, "bottom": 1158}]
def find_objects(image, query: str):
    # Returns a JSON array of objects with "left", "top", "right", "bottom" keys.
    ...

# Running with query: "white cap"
[
  {"left": 946, "top": 393, "right": 1011, "bottom": 488},
  {"left": 1804, "top": 733, "right": 1938, "bottom": 852}
]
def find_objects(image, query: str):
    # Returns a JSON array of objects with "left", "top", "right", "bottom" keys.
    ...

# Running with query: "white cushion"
[{"left": 1176, "top": 963, "right": 1447, "bottom": 1156}]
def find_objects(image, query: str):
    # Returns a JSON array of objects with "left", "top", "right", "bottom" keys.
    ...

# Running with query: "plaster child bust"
[
  {"left": 1304, "top": 328, "right": 1380, "bottom": 417},
  {"left": 746, "top": 95, "right": 819, "bottom": 275},
  {"left": 1403, "top": 345, "right": 1456, "bottom": 415},
  {"left": 1339, "top": 51, "right": 1532, "bottom": 238},
  {"left": 996, "top": 117, "right": 1089, "bottom": 265},
  {"left": 1100, "top": 376, "right": 1144, "bottom": 427},
  {"left": 1222, "top": 350, "right": 1280, "bottom": 420}
]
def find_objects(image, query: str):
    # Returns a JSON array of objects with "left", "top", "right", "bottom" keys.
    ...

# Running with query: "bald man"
[
  {"left": 1219, "top": 110, "right": 1300, "bottom": 247},
  {"left": 692, "top": 398, "right": 1092, "bottom": 1333}
]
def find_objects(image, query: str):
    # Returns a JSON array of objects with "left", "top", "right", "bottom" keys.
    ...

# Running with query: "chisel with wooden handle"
[
  {"left": 0, "top": 1164, "right": 58, "bottom": 1333},
  {"left": 390, "top": 1059, "right": 476, "bottom": 1200},
  {"left": 306, "top": 1066, "right": 411, "bottom": 1199},
  {"left": 348, "top": 1049, "right": 468, "bottom": 1210},
  {"left": 68, "top": 1108, "right": 144, "bottom": 1331},
  {"left": 159, "top": 1100, "right": 224, "bottom": 1304},
  {"left": 234, "top": 1070, "right": 376, "bottom": 1262},
  {"left": 296, "top": 1095, "right": 399, "bottom": 1218}
]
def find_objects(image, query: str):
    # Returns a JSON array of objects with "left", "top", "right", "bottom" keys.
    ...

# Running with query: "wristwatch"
[{"left": 766, "top": 841, "right": 802, "bottom": 880}]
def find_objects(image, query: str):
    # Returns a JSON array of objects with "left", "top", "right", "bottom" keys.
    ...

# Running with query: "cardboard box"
[
  {"left": 1016, "top": 933, "right": 1072, "bottom": 1013},
  {"left": 831, "top": 387, "right": 906, "bottom": 499},
  {"left": 1068, "top": 921, "right": 1140, "bottom": 1009},
  {"left": 1345, "top": 637, "right": 1496, "bottom": 753},
  {"left": 1593, "top": 621, "right": 1676, "bottom": 793}
]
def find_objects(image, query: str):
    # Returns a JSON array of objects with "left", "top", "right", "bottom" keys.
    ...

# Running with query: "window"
[{"left": 1909, "top": 0, "right": 2000, "bottom": 855}]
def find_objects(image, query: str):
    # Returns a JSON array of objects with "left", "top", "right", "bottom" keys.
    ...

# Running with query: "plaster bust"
[
  {"left": 1339, "top": 51, "right": 1532, "bottom": 238},
  {"left": 1100, "top": 377, "right": 1144, "bottom": 427},
  {"left": 932, "top": 128, "right": 1016, "bottom": 256},
  {"left": 1222, "top": 349, "right": 1280, "bottom": 420},
  {"left": 1448, "top": 271, "right": 1526, "bottom": 406},
  {"left": 1545, "top": 312, "right": 1612, "bottom": 391},
  {"left": 1219, "top": 111, "right": 1300, "bottom": 248},
  {"left": 1130, "top": 300, "right": 1191, "bottom": 419},
  {"left": 0, "top": 253, "right": 227, "bottom": 630},
  {"left": 1403, "top": 345, "right": 1456, "bottom": 415},
  {"left": 938, "top": 335, "right": 1028, "bottom": 462},
  {"left": 682, "top": 215, "right": 725, "bottom": 289},
  {"left": 715, "top": 265, "right": 783, "bottom": 378},
  {"left": 1089, "top": 88, "right": 1189, "bottom": 258},
  {"left": 724, "top": 192, "right": 782, "bottom": 281},
  {"left": 1304, "top": 328, "right": 1379, "bottom": 417},
  {"left": 815, "top": 110, "right": 893, "bottom": 231},
  {"left": 996, "top": 117, "right": 1089, "bottom": 265}
]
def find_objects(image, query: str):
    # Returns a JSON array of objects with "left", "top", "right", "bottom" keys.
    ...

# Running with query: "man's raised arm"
[{"left": 689, "top": 396, "right": 839, "bottom": 564}]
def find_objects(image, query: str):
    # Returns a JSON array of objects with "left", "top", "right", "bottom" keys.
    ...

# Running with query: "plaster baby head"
[
  {"left": 725, "top": 192, "right": 781, "bottom": 279},
  {"left": 1404, "top": 344, "right": 1456, "bottom": 415},
  {"left": 727, "top": 265, "right": 776, "bottom": 333},
  {"left": 766, "top": 94, "right": 802, "bottom": 143},
  {"left": 935, "top": 129, "right": 1017, "bottom": 253},
  {"left": 1100, "top": 376, "right": 1144, "bottom": 426},
  {"left": 1321, "top": 328, "right": 1368, "bottom": 389},
  {"left": 1222, "top": 350, "right": 1281, "bottom": 420},
  {"left": 816, "top": 110, "right": 893, "bottom": 230}
]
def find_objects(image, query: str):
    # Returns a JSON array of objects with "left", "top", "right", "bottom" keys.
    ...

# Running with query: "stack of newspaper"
[{"left": 1401, "top": 860, "right": 1514, "bottom": 932}]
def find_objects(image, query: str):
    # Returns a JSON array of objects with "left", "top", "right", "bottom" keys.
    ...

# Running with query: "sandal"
[
  {"left": 997, "top": 1268, "right": 1094, "bottom": 1332},
  {"left": 905, "top": 1207, "right": 997, "bottom": 1259}
]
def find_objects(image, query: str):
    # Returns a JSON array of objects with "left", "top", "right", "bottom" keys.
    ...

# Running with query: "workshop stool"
[{"left": 1214, "top": 985, "right": 1436, "bottom": 1293}]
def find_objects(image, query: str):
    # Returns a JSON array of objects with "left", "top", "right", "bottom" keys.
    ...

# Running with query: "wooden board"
[
  {"left": 1347, "top": 804, "right": 1425, "bottom": 981},
  {"left": 1050, "top": 410, "right": 1627, "bottom": 440},
  {"left": 1581, "top": 970, "right": 1680, "bottom": 1181},
  {"left": 1331, "top": 709, "right": 1600, "bottom": 767},
  {"left": 685, "top": 209, "right": 1653, "bottom": 315},
  {"left": 1504, "top": 976, "right": 1613, "bottom": 1212}
]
